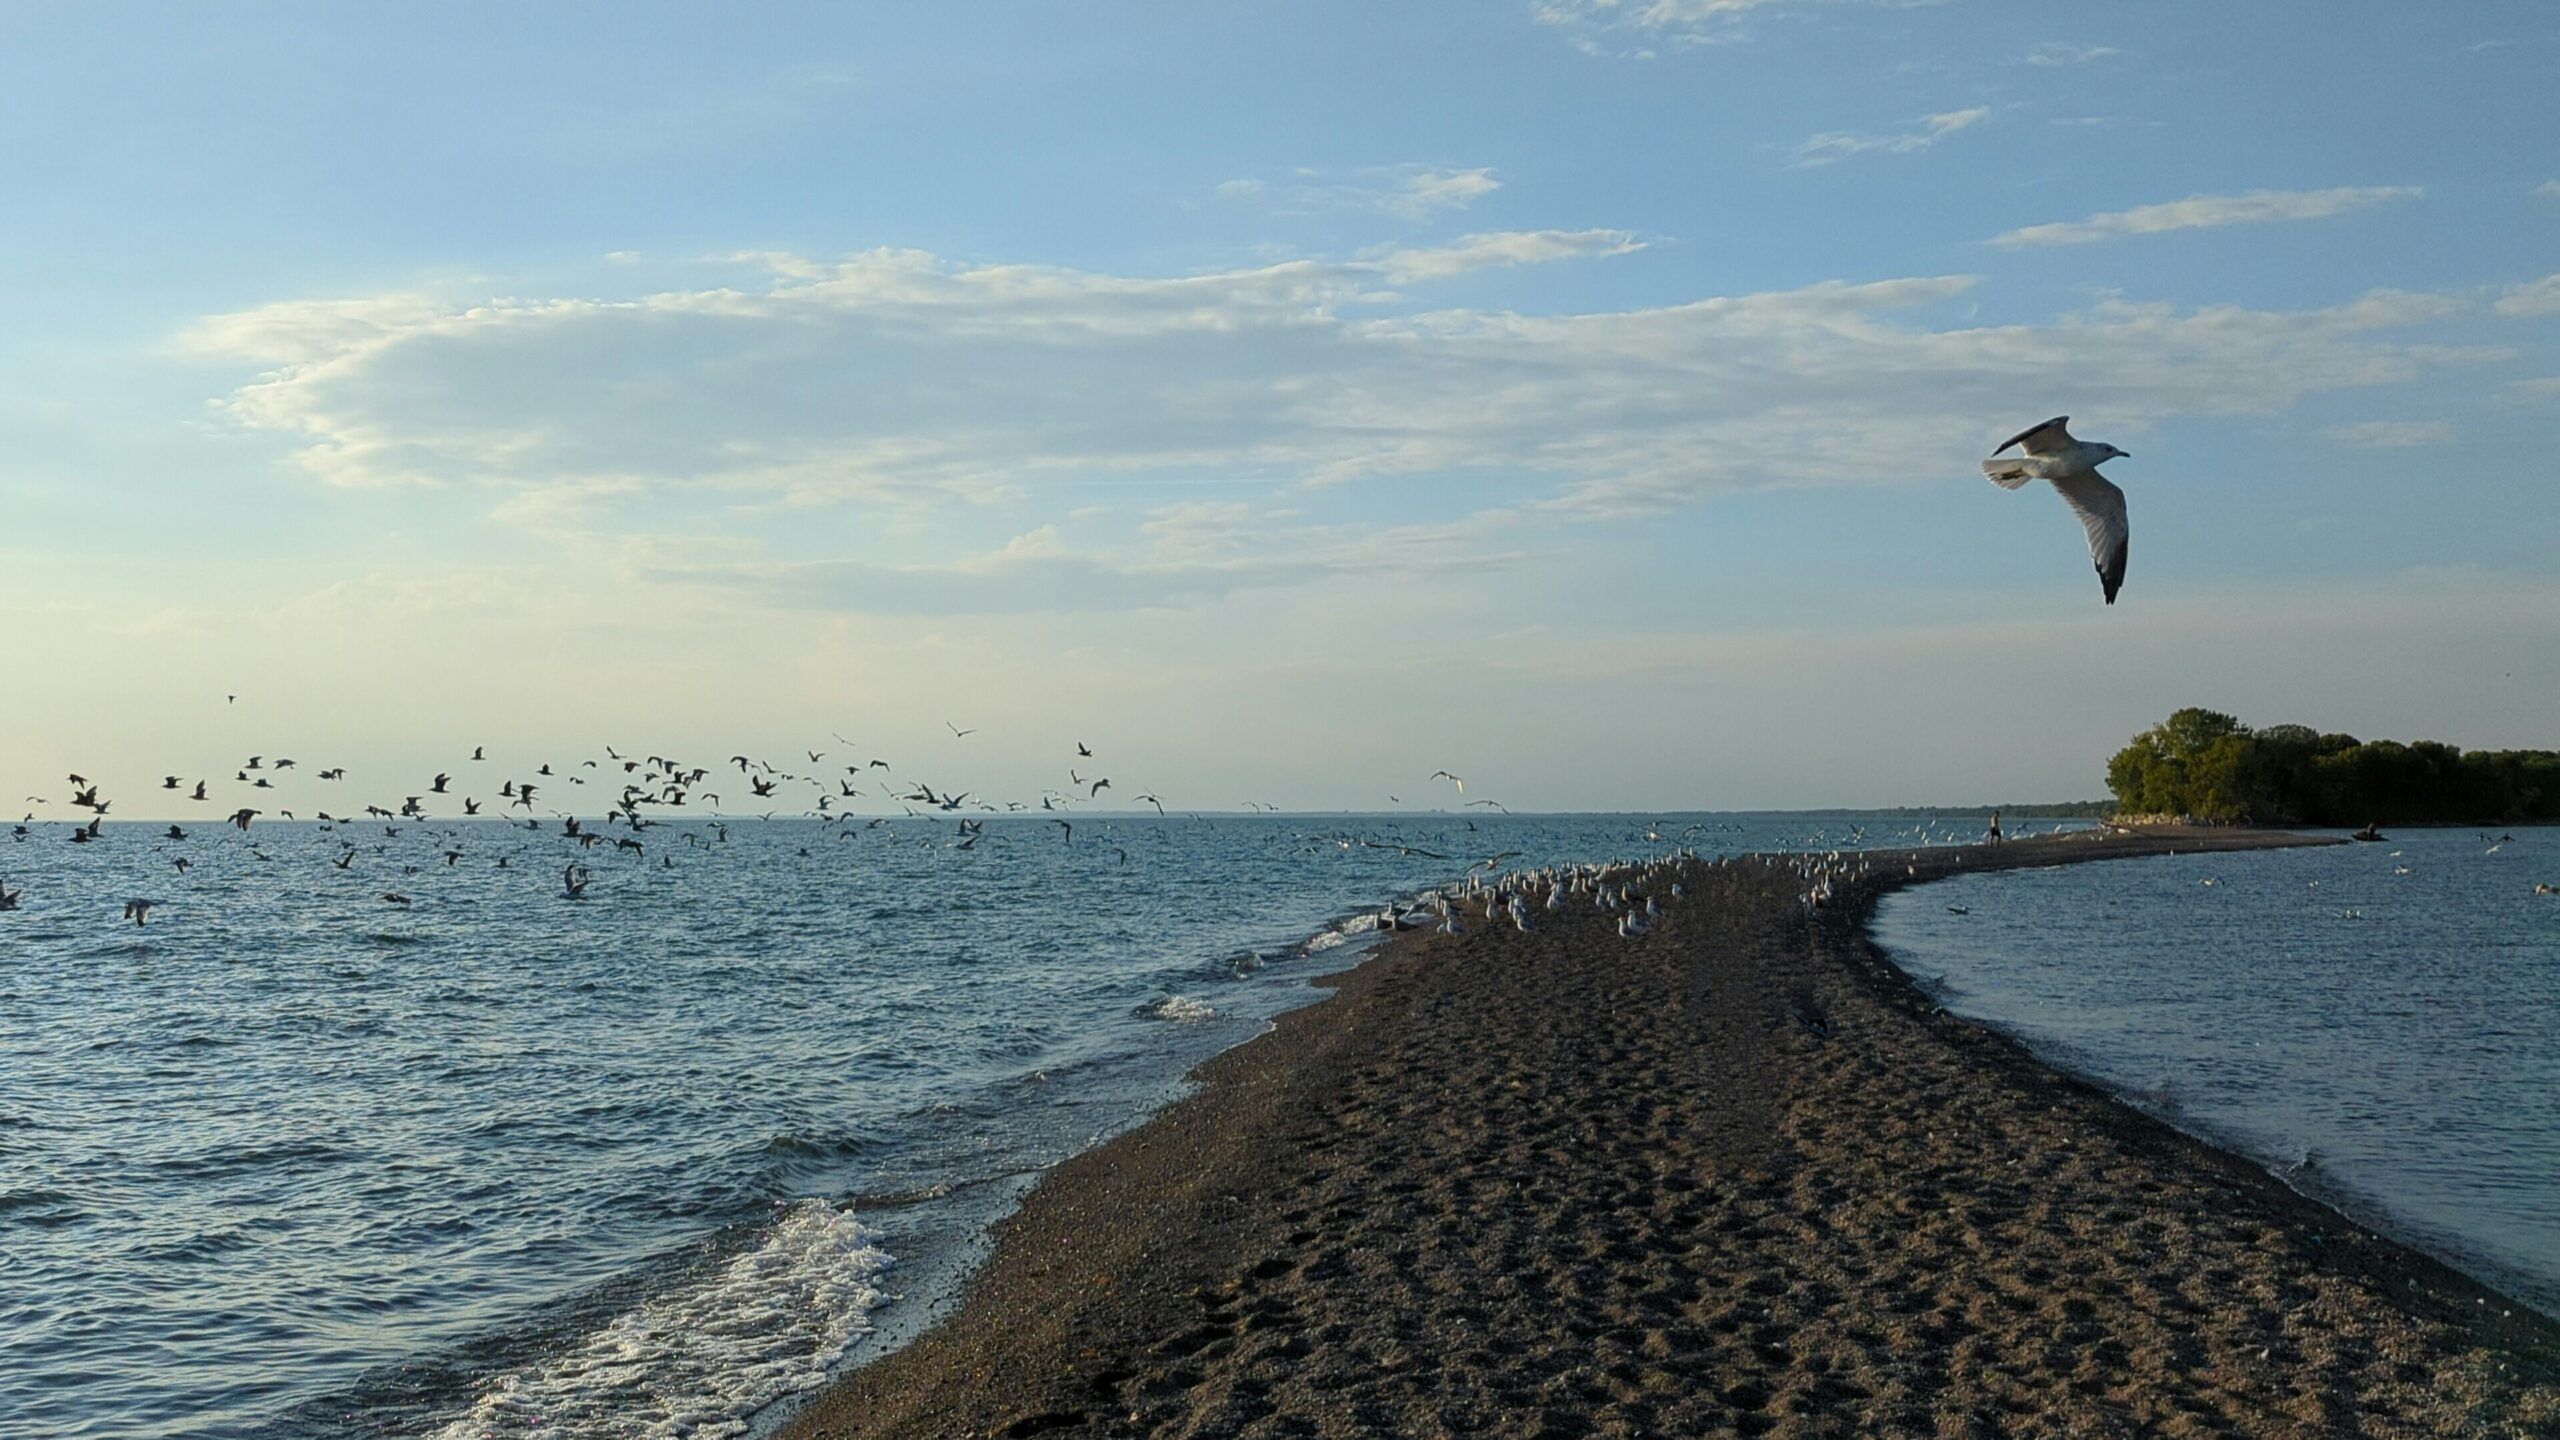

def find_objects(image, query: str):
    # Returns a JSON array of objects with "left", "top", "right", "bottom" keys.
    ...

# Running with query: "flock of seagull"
[
  {"left": 1365, "top": 844, "right": 1888, "bottom": 956},
  {"left": 1, "top": 727, "right": 1526, "bottom": 927}
]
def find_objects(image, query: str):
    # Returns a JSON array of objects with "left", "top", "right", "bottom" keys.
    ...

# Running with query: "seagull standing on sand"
[{"left": 1982, "top": 416, "right": 2131, "bottom": 604}]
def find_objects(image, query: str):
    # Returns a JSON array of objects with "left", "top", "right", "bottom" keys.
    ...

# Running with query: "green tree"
[
  {"left": 2108, "top": 709, "right": 2560, "bottom": 824},
  {"left": 2105, "top": 708, "right": 2251, "bottom": 816}
]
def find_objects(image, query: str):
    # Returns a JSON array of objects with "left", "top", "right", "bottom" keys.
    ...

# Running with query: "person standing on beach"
[{"left": 1988, "top": 810, "right": 2003, "bottom": 844}]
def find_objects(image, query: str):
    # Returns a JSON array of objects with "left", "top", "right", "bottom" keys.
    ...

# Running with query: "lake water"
[
  {"left": 1, "top": 808, "right": 2047, "bottom": 1439},
  {"left": 1875, "top": 826, "right": 2560, "bottom": 1321}
]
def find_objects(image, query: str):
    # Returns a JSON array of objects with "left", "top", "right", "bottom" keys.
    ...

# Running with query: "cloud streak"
[
  {"left": 2496, "top": 272, "right": 2560, "bottom": 317},
  {"left": 1793, "top": 108, "right": 1988, "bottom": 166},
  {"left": 2326, "top": 419, "right": 2454, "bottom": 448},
  {"left": 1533, "top": 0, "right": 1895, "bottom": 54},
  {"left": 1365, "top": 228, "right": 1643, "bottom": 281},
  {"left": 1988, "top": 185, "right": 2421, "bottom": 248},
  {"left": 2024, "top": 41, "right": 2118, "bottom": 66},
  {"left": 1215, "top": 165, "right": 1505, "bottom": 221}
]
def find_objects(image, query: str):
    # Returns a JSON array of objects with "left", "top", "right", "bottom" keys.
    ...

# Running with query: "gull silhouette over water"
[{"left": 1983, "top": 416, "right": 2131, "bottom": 604}]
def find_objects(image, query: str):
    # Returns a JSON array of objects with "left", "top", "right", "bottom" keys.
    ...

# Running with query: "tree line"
[{"left": 2105, "top": 708, "right": 2560, "bottom": 825}]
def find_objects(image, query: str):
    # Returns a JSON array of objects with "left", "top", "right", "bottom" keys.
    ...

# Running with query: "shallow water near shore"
[
  {"left": 3, "top": 808, "right": 2039, "bottom": 1440},
  {"left": 1876, "top": 826, "right": 2560, "bottom": 1321}
]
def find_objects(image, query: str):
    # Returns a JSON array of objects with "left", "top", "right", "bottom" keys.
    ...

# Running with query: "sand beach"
[{"left": 780, "top": 826, "right": 2560, "bottom": 1439}]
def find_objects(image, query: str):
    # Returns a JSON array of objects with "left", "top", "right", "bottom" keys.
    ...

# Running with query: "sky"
[{"left": 4, "top": 1, "right": 2556, "bottom": 817}]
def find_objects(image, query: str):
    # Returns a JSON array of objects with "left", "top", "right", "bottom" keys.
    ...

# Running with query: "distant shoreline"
[{"left": 776, "top": 825, "right": 2560, "bottom": 1438}]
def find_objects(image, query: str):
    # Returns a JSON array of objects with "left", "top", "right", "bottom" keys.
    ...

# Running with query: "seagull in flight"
[
  {"left": 1430, "top": 770, "right": 1465, "bottom": 794},
  {"left": 1983, "top": 416, "right": 2130, "bottom": 604}
]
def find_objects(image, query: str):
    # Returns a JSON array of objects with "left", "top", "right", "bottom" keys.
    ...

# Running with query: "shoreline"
[{"left": 778, "top": 826, "right": 2560, "bottom": 1438}]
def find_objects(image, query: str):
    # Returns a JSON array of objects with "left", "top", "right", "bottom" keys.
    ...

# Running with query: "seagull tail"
[{"left": 1981, "top": 460, "right": 2035, "bottom": 489}]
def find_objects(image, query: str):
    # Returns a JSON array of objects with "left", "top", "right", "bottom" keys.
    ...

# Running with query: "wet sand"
[{"left": 780, "top": 826, "right": 2560, "bottom": 1438}]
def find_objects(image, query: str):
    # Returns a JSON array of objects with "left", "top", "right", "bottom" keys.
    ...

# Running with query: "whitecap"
[
  {"left": 1137, "top": 994, "right": 1217, "bottom": 1024},
  {"left": 429, "top": 1199, "right": 892, "bottom": 1440}
]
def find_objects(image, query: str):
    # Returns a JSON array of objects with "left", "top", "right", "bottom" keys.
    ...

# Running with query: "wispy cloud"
[
  {"left": 1532, "top": 0, "right": 1943, "bottom": 56},
  {"left": 2326, "top": 420, "right": 2453, "bottom": 448},
  {"left": 2024, "top": 41, "right": 2117, "bottom": 66},
  {"left": 2535, "top": 180, "right": 2560, "bottom": 198},
  {"left": 1987, "top": 185, "right": 2421, "bottom": 248},
  {"left": 1792, "top": 107, "right": 1988, "bottom": 166},
  {"left": 1396, "top": 168, "right": 1505, "bottom": 216},
  {"left": 1532, "top": 0, "right": 1818, "bottom": 54},
  {"left": 1214, "top": 164, "right": 1504, "bottom": 221},
  {"left": 1364, "top": 228, "right": 1643, "bottom": 281},
  {"left": 184, "top": 243, "right": 2494, "bottom": 532},
  {"left": 2498, "top": 272, "right": 2560, "bottom": 317}
]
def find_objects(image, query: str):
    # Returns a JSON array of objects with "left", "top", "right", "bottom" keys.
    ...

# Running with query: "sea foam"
[
  {"left": 429, "top": 1199, "right": 891, "bottom": 1440},
  {"left": 1138, "top": 994, "right": 1217, "bottom": 1024}
]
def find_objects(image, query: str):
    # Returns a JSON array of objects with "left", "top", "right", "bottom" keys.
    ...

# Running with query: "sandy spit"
[{"left": 778, "top": 826, "right": 2560, "bottom": 1439}]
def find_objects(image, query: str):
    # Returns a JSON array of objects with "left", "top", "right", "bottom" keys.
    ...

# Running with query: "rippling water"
[
  {"left": 1875, "top": 826, "right": 2560, "bottom": 1320},
  {"left": 1, "top": 808, "right": 2040, "bottom": 1439}
]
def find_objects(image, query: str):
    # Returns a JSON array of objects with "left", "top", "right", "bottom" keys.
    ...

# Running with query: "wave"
[
  {"left": 1136, "top": 994, "right": 1216, "bottom": 1024},
  {"left": 427, "top": 1199, "right": 892, "bottom": 1440}
]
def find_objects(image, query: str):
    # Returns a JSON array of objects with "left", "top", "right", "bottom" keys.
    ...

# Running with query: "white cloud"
[
  {"left": 2024, "top": 41, "right": 2117, "bottom": 65},
  {"left": 177, "top": 293, "right": 454, "bottom": 364},
  {"left": 2533, "top": 180, "right": 2560, "bottom": 198},
  {"left": 1792, "top": 107, "right": 1988, "bottom": 166},
  {"left": 1988, "top": 185, "right": 2421, "bottom": 248},
  {"left": 1532, "top": 0, "right": 1886, "bottom": 54},
  {"left": 1365, "top": 227, "right": 1642, "bottom": 281},
  {"left": 186, "top": 244, "right": 2492, "bottom": 530},
  {"left": 1213, "top": 165, "right": 1504, "bottom": 221},
  {"left": 1398, "top": 167, "right": 1505, "bottom": 216},
  {"left": 2495, "top": 272, "right": 2560, "bottom": 317},
  {"left": 2504, "top": 375, "right": 2560, "bottom": 403},
  {"left": 2325, "top": 419, "right": 2454, "bottom": 448}
]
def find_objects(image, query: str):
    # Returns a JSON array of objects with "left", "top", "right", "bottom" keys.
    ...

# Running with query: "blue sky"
[{"left": 4, "top": 2, "right": 2555, "bottom": 815}]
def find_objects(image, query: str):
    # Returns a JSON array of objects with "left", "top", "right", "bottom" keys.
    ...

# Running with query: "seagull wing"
[
  {"left": 1992, "top": 415, "right": 2072, "bottom": 457},
  {"left": 2048, "top": 470, "right": 2129, "bottom": 604}
]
